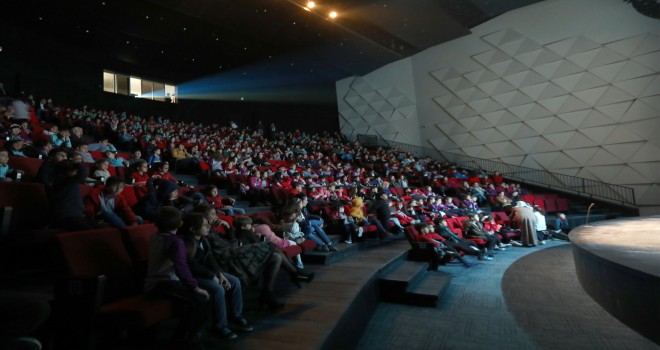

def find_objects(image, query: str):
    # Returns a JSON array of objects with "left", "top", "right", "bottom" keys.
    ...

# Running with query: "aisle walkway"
[{"left": 357, "top": 241, "right": 659, "bottom": 350}]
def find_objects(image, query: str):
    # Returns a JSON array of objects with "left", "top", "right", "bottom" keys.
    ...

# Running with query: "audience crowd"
[{"left": 0, "top": 90, "right": 572, "bottom": 346}]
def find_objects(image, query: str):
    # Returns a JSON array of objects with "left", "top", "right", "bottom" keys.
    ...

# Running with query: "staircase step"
[
  {"left": 378, "top": 261, "right": 429, "bottom": 303},
  {"left": 302, "top": 242, "right": 360, "bottom": 265},
  {"left": 404, "top": 271, "right": 452, "bottom": 307},
  {"left": 174, "top": 174, "right": 200, "bottom": 186},
  {"left": 234, "top": 201, "right": 251, "bottom": 208},
  {"left": 242, "top": 206, "right": 273, "bottom": 214}
]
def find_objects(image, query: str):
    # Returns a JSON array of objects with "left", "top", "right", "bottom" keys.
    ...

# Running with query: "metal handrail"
[{"left": 360, "top": 135, "right": 636, "bottom": 206}]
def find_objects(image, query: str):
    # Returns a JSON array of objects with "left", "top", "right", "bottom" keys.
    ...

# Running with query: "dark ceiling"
[{"left": 2, "top": 0, "right": 544, "bottom": 86}]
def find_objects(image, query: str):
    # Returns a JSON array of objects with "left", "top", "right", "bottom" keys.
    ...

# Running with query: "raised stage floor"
[{"left": 571, "top": 215, "right": 660, "bottom": 346}]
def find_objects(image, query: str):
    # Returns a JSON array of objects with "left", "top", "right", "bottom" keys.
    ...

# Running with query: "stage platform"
[{"left": 571, "top": 215, "right": 660, "bottom": 345}]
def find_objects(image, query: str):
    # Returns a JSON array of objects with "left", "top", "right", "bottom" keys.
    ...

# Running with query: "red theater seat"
[
  {"left": 0, "top": 182, "right": 50, "bottom": 233},
  {"left": 56, "top": 227, "right": 173, "bottom": 332},
  {"left": 8, "top": 156, "right": 43, "bottom": 181}
]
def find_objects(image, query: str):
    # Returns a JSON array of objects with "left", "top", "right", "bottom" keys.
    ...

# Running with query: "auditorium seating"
[
  {"left": 7, "top": 156, "right": 43, "bottom": 181},
  {"left": 403, "top": 225, "right": 439, "bottom": 270},
  {"left": 446, "top": 216, "right": 487, "bottom": 246},
  {"left": 55, "top": 227, "right": 174, "bottom": 340},
  {"left": 0, "top": 182, "right": 50, "bottom": 234}
]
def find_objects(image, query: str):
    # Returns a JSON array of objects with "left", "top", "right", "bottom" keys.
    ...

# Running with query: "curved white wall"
[{"left": 337, "top": 0, "right": 660, "bottom": 213}]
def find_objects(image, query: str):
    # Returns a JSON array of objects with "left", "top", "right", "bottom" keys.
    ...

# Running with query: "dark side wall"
[{"left": 0, "top": 21, "right": 339, "bottom": 134}]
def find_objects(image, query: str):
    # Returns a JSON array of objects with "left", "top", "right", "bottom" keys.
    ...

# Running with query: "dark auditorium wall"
[{"left": 0, "top": 21, "right": 339, "bottom": 134}]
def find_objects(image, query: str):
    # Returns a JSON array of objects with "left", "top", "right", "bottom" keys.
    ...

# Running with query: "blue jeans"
[
  {"left": 356, "top": 217, "right": 389, "bottom": 235},
  {"left": 197, "top": 273, "right": 242, "bottom": 330},
  {"left": 302, "top": 219, "right": 332, "bottom": 246},
  {"left": 220, "top": 207, "right": 246, "bottom": 215},
  {"left": 389, "top": 217, "right": 404, "bottom": 229},
  {"left": 100, "top": 210, "right": 143, "bottom": 229}
]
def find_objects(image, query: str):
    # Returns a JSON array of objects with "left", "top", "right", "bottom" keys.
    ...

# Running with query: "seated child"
[
  {"left": 143, "top": 207, "right": 211, "bottom": 344},
  {"left": 393, "top": 201, "right": 421, "bottom": 226},
  {"left": 280, "top": 209, "right": 307, "bottom": 269},
  {"left": 349, "top": 197, "right": 388, "bottom": 237},
  {"left": 329, "top": 202, "right": 362, "bottom": 244},
  {"left": 92, "top": 158, "right": 111, "bottom": 184},
  {"left": 83, "top": 176, "right": 143, "bottom": 228},
  {"left": 251, "top": 217, "right": 304, "bottom": 271},
  {"left": 414, "top": 222, "right": 478, "bottom": 268},
  {"left": 179, "top": 212, "right": 253, "bottom": 340},
  {"left": 204, "top": 185, "right": 245, "bottom": 216},
  {"left": 0, "top": 148, "right": 24, "bottom": 181}
]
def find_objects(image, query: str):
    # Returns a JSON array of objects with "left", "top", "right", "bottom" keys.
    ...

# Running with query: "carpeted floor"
[
  {"left": 502, "top": 244, "right": 659, "bottom": 350},
  {"left": 356, "top": 241, "right": 660, "bottom": 350}
]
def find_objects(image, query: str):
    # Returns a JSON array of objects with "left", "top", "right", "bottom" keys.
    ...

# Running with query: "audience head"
[
  {"left": 157, "top": 180, "right": 179, "bottom": 202},
  {"left": 103, "top": 176, "right": 125, "bottom": 197},
  {"left": 193, "top": 203, "right": 217, "bottom": 225},
  {"left": 532, "top": 205, "right": 544, "bottom": 214},
  {"left": 158, "top": 162, "right": 170, "bottom": 173},
  {"left": 234, "top": 216, "right": 253, "bottom": 230},
  {"left": 76, "top": 144, "right": 89, "bottom": 153},
  {"left": 95, "top": 158, "right": 109, "bottom": 169},
  {"left": 0, "top": 148, "right": 8, "bottom": 165},
  {"left": 155, "top": 206, "right": 183, "bottom": 232},
  {"left": 70, "top": 152, "right": 83, "bottom": 163},
  {"left": 48, "top": 148, "right": 68, "bottom": 162},
  {"left": 415, "top": 222, "right": 433, "bottom": 234},
  {"left": 9, "top": 139, "right": 24, "bottom": 151},
  {"left": 205, "top": 185, "right": 219, "bottom": 197},
  {"left": 134, "top": 160, "right": 148, "bottom": 173},
  {"left": 104, "top": 150, "right": 117, "bottom": 159},
  {"left": 179, "top": 212, "right": 208, "bottom": 238}
]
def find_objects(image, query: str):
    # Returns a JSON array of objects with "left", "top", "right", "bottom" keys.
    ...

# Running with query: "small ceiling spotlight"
[
  {"left": 329, "top": 11, "right": 337, "bottom": 19},
  {"left": 307, "top": 1, "right": 316, "bottom": 9}
]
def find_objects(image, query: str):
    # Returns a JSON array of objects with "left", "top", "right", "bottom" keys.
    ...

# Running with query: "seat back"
[
  {"left": 404, "top": 225, "right": 419, "bottom": 244},
  {"left": 250, "top": 211, "right": 277, "bottom": 224},
  {"left": 446, "top": 216, "right": 466, "bottom": 237},
  {"left": 123, "top": 224, "right": 158, "bottom": 262},
  {"left": 544, "top": 198, "right": 557, "bottom": 213},
  {"left": 8, "top": 156, "right": 44, "bottom": 181},
  {"left": 122, "top": 185, "right": 139, "bottom": 208},
  {"left": 79, "top": 184, "right": 95, "bottom": 200},
  {"left": 556, "top": 197, "right": 569, "bottom": 212},
  {"left": 56, "top": 228, "right": 138, "bottom": 302},
  {"left": 492, "top": 211, "right": 510, "bottom": 225},
  {"left": 0, "top": 182, "right": 50, "bottom": 232}
]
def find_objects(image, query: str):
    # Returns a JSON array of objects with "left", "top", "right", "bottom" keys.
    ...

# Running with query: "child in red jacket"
[{"left": 84, "top": 176, "right": 143, "bottom": 228}]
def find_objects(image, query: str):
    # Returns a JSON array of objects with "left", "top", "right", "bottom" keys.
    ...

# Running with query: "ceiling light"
[
  {"left": 329, "top": 11, "right": 338, "bottom": 19},
  {"left": 307, "top": 2, "right": 315, "bottom": 9}
]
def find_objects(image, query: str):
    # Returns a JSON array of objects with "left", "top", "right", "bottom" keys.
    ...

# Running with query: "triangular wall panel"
[{"left": 340, "top": 20, "right": 660, "bottom": 209}]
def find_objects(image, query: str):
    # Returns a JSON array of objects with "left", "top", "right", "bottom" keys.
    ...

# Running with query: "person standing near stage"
[{"left": 510, "top": 201, "right": 538, "bottom": 247}]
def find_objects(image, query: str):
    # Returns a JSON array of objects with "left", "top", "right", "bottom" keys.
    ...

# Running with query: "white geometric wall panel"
[
  {"left": 337, "top": 60, "right": 421, "bottom": 144},
  {"left": 336, "top": 0, "right": 660, "bottom": 212}
]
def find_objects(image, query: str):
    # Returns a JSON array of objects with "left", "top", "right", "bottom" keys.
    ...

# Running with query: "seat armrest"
[
  {"left": 53, "top": 275, "right": 107, "bottom": 349},
  {"left": 1, "top": 206, "right": 12, "bottom": 237}
]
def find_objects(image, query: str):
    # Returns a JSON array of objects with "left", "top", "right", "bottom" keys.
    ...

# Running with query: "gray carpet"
[
  {"left": 356, "top": 241, "right": 660, "bottom": 350},
  {"left": 502, "top": 244, "right": 659, "bottom": 350}
]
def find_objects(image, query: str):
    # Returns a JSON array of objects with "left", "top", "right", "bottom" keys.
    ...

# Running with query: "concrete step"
[
  {"left": 234, "top": 201, "right": 251, "bottom": 208},
  {"left": 242, "top": 206, "right": 273, "bottom": 214},
  {"left": 405, "top": 271, "right": 452, "bottom": 307},
  {"left": 378, "top": 261, "right": 429, "bottom": 303},
  {"left": 173, "top": 173, "right": 200, "bottom": 186},
  {"left": 302, "top": 240, "right": 360, "bottom": 265}
]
